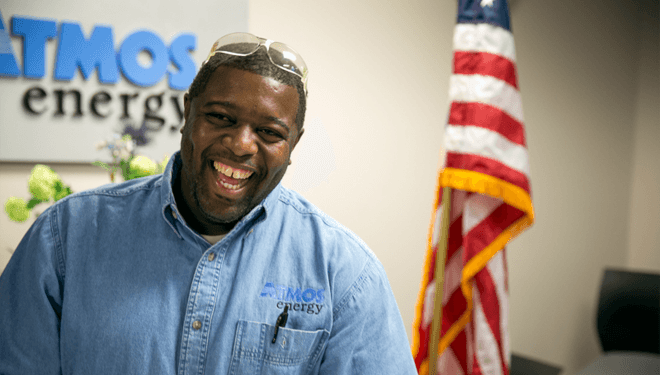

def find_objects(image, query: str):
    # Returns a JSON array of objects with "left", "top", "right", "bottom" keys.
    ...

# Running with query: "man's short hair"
[{"left": 187, "top": 47, "right": 307, "bottom": 131}]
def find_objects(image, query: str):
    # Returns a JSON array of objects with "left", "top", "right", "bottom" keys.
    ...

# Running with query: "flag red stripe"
[
  {"left": 463, "top": 204, "right": 524, "bottom": 259},
  {"left": 450, "top": 330, "right": 469, "bottom": 375},
  {"left": 443, "top": 287, "right": 467, "bottom": 329},
  {"left": 448, "top": 102, "right": 526, "bottom": 146},
  {"left": 426, "top": 217, "right": 462, "bottom": 284},
  {"left": 454, "top": 51, "right": 518, "bottom": 89},
  {"left": 415, "top": 321, "right": 430, "bottom": 369},
  {"left": 446, "top": 215, "right": 464, "bottom": 266},
  {"left": 475, "top": 267, "right": 509, "bottom": 375},
  {"left": 472, "top": 350, "right": 480, "bottom": 375},
  {"left": 445, "top": 152, "right": 531, "bottom": 194}
]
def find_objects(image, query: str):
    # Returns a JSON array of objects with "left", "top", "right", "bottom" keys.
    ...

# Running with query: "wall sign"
[{"left": 0, "top": 0, "right": 248, "bottom": 163}]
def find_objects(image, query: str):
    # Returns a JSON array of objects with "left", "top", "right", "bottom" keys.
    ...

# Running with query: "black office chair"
[
  {"left": 578, "top": 268, "right": 660, "bottom": 374},
  {"left": 597, "top": 268, "right": 660, "bottom": 354},
  {"left": 510, "top": 353, "right": 562, "bottom": 375}
]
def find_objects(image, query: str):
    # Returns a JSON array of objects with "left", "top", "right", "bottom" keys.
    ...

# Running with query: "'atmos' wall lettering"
[{"left": 2, "top": 14, "right": 196, "bottom": 90}]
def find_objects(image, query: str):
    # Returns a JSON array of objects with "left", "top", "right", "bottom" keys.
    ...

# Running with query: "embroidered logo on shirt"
[{"left": 259, "top": 282, "right": 324, "bottom": 315}]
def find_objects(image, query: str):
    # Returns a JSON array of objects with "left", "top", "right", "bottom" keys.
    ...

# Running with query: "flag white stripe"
[
  {"left": 439, "top": 347, "right": 466, "bottom": 375},
  {"left": 463, "top": 194, "right": 503, "bottom": 234},
  {"left": 449, "top": 74, "right": 524, "bottom": 123},
  {"left": 442, "top": 248, "right": 463, "bottom": 305},
  {"left": 466, "top": 320, "right": 474, "bottom": 371},
  {"left": 487, "top": 252, "right": 510, "bottom": 367},
  {"left": 432, "top": 190, "right": 469, "bottom": 248},
  {"left": 431, "top": 206, "right": 443, "bottom": 248},
  {"left": 454, "top": 23, "right": 516, "bottom": 62},
  {"left": 445, "top": 125, "right": 530, "bottom": 175},
  {"left": 420, "top": 251, "right": 464, "bottom": 325},
  {"left": 423, "top": 281, "right": 435, "bottom": 328},
  {"left": 473, "top": 285, "right": 505, "bottom": 375}
]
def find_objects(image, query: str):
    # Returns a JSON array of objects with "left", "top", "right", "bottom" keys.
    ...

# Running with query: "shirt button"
[
  {"left": 192, "top": 320, "right": 202, "bottom": 330},
  {"left": 208, "top": 253, "right": 216, "bottom": 262},
  {"left": 172, "top": 211, "right": 178, "bottom": 220}
]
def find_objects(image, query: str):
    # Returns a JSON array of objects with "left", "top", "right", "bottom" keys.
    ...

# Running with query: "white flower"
[{"left": 95, "top": 140, "right": 108, "bottom": 150}]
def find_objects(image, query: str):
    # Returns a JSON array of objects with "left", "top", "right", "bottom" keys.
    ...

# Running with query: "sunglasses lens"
[
  {"left": 268, "top": 42, "right": 308, "bottom": 80},
  {"left": 213, "top": 33, "right": 261, "bottom": 54},
  {"left": 204, "top": 33, "right": 261, "bottom": 64}
]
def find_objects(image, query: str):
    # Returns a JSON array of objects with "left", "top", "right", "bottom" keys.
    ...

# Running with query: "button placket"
[{"left": 179, "top": 240, "right": 227, "bottom": 375}]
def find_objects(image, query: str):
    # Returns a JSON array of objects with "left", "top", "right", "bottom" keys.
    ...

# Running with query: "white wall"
[
  {"left": 505, "top": 1, "right": 654, "bottom": 372},
  {"left": 627, "top": 1, "right": 660, "bottom": 272},
  {"left": 1, "top": 1, "right": 658, "bottom": 374}
]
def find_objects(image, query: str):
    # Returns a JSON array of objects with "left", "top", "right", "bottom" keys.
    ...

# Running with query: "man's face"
[{"left": 179, "top": 66, "right": 303, "bottom": 234}]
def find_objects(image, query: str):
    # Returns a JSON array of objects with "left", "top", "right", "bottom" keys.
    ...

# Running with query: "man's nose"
[{"left": 222, "top": 124, "right": 258, "bottom": 156}]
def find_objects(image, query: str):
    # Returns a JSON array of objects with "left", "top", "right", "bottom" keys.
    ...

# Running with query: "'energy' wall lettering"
[{"left": 0, "top": 10, "right": 197, "bottom": 131}]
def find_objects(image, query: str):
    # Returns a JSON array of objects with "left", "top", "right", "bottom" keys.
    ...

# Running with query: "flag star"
[{"left": 481, "top": 0, "right": 495, "bottom": 7}]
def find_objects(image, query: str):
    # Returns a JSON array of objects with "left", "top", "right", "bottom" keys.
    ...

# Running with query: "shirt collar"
[{"left": 160, "top": 151, "right": 283, "bottom": 237}]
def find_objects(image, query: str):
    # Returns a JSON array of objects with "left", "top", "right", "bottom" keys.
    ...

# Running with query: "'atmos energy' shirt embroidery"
[{"left": 260, "top": 282, "right": 325, "bottom": 314}]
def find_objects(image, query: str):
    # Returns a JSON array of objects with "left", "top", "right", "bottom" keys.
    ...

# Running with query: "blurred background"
[{"left": 1, "top": 0, "right": 658, "bottom": 373}]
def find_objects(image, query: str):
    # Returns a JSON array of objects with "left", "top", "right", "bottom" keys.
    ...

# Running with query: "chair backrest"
[
  {"left": 597, "top": 268, "right": 660, "bottom": 354},
  {"left": 510, "top": 353, "right": 562, "bottom": 375}
]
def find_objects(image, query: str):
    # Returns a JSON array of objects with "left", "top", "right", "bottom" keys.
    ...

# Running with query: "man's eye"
[
  {"left": 259, "top": 128, "right": 283, "bottom": 140},
  {"left": 208, "top": 113, "right": 234, "bottom": 123}
]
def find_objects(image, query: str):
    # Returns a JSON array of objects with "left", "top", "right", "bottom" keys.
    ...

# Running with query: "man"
[{"left": 0, "top": 33, "right": 417, "bottom": 374}]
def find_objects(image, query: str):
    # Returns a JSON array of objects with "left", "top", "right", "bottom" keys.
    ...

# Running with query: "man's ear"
[
  {"left": 181, "top": 93, "right": 191, "bottom": 134},
  {"left": 290, "top": 128, "right": 304, "bottom": 153}
]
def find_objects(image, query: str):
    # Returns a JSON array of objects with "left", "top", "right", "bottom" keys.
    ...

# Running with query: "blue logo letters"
[
  {"left": 11, "top": 16, "right": 57, "bottom": 78},
  {"left": 0, "top": 12, "right": 196, "bottom": 90},
  {"left": 54, "top": 23, "right": 118, "bottom": 83}
]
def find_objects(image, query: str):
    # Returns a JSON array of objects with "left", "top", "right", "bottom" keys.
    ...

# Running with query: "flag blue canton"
[{"left": 457, "top": 0, "right": 511, "bottom": 31}]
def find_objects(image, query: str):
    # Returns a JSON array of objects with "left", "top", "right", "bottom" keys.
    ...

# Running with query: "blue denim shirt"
[{"left": 0, "top": 152, "right": 416, "bottom": 375}]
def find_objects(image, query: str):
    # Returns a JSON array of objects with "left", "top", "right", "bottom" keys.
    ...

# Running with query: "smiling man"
[
  {"left": 176, "top": 62, "right": 303, "bottom": 237},
  {"left": 0, "top": 33, "right": 417, "bottom": 374}
]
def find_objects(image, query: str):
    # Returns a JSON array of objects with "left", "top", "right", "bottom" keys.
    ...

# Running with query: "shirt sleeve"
[
  {"left": 318, "top": 258, "right": 417, "bottom": 374},
  {"left": 0, "top": 207, "right": 63, "bottom": 375}
]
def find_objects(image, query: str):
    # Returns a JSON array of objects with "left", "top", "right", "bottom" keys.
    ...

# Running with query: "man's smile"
[{"left": 212, "top": 161, "right": 254, "bottom": 192}]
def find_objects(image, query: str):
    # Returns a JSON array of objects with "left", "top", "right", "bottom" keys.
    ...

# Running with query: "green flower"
[
  {"left": 28, "top": 165, "right": 60, "bottom": 201},
  {"left": 5, "top": 197, "right": 30, "bottom": 222},
  {"left": 158, "top": 155, "right": 170, "bottom": 173},
  {"left": 128, "top": 155, "right": 158, "bottom": 180}
]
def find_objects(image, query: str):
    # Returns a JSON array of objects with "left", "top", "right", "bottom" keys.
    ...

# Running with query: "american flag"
[{"left": 412, "top": 1, "right": 535, "bottom": 374}]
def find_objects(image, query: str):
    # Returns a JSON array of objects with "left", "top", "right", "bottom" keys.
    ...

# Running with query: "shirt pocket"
[{"left": 229, "top": 320, "right": 330, "bottom": 375}]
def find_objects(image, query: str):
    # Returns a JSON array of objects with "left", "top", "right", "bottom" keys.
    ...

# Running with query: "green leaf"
[
  {"left": 92, "top": 161, "right": 111, "bottom": 171},
  {"left": 54, "top": 185, "right": 73, "bottom": 201},
  {"left": 120, "top": 157, "right": 134, "bottom": 181},
  {"left": 54, "top": 180, "right": 64, "bottom": 192},
  {"left": 26, "top": 197, "right": 44, "bottom": 210}
]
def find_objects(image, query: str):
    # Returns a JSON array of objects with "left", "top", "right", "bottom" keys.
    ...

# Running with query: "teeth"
[
  {"left": 213, "top": 161, "right": 253, "bottom": 179},
  {"left": 219, "top": 180, "right": 240, "bottom": 190}
]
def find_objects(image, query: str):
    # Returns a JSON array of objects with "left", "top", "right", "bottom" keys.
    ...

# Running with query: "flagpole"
[{"left": 428, "top": 185, "right": 452, "bottom": 375}]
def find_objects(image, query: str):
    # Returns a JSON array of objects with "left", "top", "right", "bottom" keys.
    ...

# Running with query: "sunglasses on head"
[{"left": 203, "top": 32, "right": 308, "bottom": 94}]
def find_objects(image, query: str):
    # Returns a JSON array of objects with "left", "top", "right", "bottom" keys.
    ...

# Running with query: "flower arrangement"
[
  {"left": 4, "top": 129, "right": 169, "bottom": 223},
  {"left": 4, "top": 165, "right": 72, "bottom": 223},
  {"left": 93, "top": 134, "right": 168, "bottom": 182}
]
